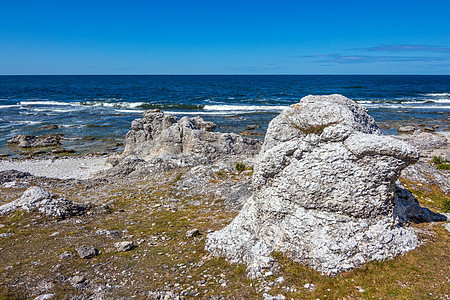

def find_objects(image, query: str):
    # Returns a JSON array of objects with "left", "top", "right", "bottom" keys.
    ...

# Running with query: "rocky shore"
[{"left": 0, "top": 95, "right": 449, "bottom": 299}]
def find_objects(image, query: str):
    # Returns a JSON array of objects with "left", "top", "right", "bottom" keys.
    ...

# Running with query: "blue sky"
[{"left": 1, "top": 0, "right": 449, "bottom": 74}]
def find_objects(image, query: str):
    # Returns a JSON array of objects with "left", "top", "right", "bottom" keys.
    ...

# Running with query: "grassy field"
[{"left": 0, "top": 170, "right": 449, "bottom": 299}]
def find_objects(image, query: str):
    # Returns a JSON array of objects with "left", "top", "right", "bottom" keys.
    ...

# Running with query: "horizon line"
[{"left": 1, "top": 73, "right": 450, "bottom": 76}]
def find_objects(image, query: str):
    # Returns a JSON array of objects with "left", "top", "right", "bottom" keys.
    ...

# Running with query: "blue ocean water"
[{"left": 0, "top": 75, "right": 449, "bottom": 155}]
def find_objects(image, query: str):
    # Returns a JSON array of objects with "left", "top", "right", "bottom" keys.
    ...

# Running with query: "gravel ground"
[{"left": 0, "top": 157, "right": 112, "bottom": 180}]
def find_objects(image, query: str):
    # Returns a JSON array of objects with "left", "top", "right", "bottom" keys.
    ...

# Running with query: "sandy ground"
[{"left": 0, "top": 156, "right": 112, "bottom": 180}]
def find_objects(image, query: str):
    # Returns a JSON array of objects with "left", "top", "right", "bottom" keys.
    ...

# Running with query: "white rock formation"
[
  {"left": 206, "top": 94, "right": 445, "bottom": 277},
  {"left": 122, "top": 109, "right": 261, "bottom": 164},
  {"left": 0, "top": 186, "right": 88, "bottom": 218}
]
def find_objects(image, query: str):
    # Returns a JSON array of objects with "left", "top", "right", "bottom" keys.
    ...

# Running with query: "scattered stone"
[
  {"left": 398, "top": 125, "right": 416, "bottom": 134},
  {"left": 207, "top": 94, "right": 443, "bottom": 277},
  {"left": 147, "top": 290, "right": 185, "bottom": 299},
  {"left": 95, "top": 229, "right": 120, "bottom": 239},
  {"left": 34, "top": 294, "right": 55, "bottom": 300},
  {"left": 59, "top": 251, "right": 72, "bottom": 260},
  {"left": 445, "top": 223, "right": 450, "bottom": 233},
  {"left": 275, "top": 277, "right": 284, "bottom": 284},
  {"left": 7, "top": 134, "right": 62, "bottom": 148},
  {"left": 76, "top": 246, "right": 98, "bottom": 259},
  {"left": 0, "top": 233, "right": 13, "bottom": 237},
  {"left": 0, "top": 186, "right": 89, "bottom": 219},
  {"left": 41, "top": 124, "right": 58, "bottom": 130},
  {"left": 186, "top": 228, "right": 200, "bottom": 238},
  {"left": 303, "top": 283, "right": 317, "bottom": 291},
  {"left": 263, "top": 293, "right": 285, "bottom": 300},
  {"left": 114, "top": 241, "right": 134, "bottom": 252},
  {"left": 70, "top": 275, "right": 86, "bottom": 286},
  {"left": 2, "top": 181, "right": 16, "bottom": 188}
]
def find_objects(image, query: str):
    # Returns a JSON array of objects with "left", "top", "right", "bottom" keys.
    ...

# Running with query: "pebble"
[
  {"left": 33, "top": 294, "right": 55, "bottom": 300},
  {"left": 186, "top": 228, "right": 200, "bottom": 238},
  {"left": 70, "top": 275, "right": 86, "bottom": 286}
]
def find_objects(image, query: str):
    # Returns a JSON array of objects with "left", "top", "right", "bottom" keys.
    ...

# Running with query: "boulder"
[
  {"left": 7, "top": 134, "right": 62, "bottom": 148},
  {"left": 0, "top": 186, "right": 89, "bottom": 219},
  {"left": 122, "top": 110, "right": 261, "bottom": 164},
  {"left": 206, "top": 94, "right": 445, "bottom": 277}
]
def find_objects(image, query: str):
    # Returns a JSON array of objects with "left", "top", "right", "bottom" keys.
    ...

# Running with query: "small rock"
[
  {"left": 114, "top": 241, "right": 134, "bottom": 252},
  {"left": 246, "top": 125, "right": 257, "bottom": 130},
  {"left": 275, "top": 276, "right": 284, "bottom": 284},
  {"left": 264, "top": 270, "right": 273, "bottom": 277},
  {"left": 59, "top": 251, "right": 72, "bottom": 260},
  {"left": 95, "top": 229, "right": 120, "bottom": 239},
  {"left": 2, "top": 181, "right": 16, "bottom": 188},
  {"left": 76, "top": 246, "right": 97, "bottom": 259},
  {"left": 0, "top": 233, "right": 13, "bottom": 237},
  {"left": 263, "top": 293, "right": 285, "bottom": 300},
  {"left": 398, "top": 125, "right": 416, "bottom": 134},
  {"left": 303, "top": 283, "right": 317, "bottom": 291},
  {"left": 34, "top": 294, "right": 55, "bottom": 300},
  {"left": 355, "top": 286, "right": 365, "bottom": 293},
  {"left": 186, "top": 228, "right": 200, "bottom": 238},
  {"left": 41, "top": 125, "right": 58, "bottom": 130},
  {"left": 70, "top": 275, "right": 86, "bottom": 286},
  {"left": 445, "top": 223, "right": 450, "bottom": 233}
]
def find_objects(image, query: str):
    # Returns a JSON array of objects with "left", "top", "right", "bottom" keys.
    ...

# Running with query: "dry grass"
[{"left": 0, "top": 172, "right": 449, "bottom": 299}]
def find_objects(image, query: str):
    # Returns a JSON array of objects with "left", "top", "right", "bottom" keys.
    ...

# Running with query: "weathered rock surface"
[
  {"left": 7, "top": 134, "right": 62, "bottom": 148},
  {"left": 396, "top": 131, "right": 449, "bottom": 194},
  {"left": 114, "top": 241, "right": 134, "bottom": 252},
  {"left": 76, "top": 246, "right": 98, "bottom": 259},
  {"left": 0, "top": 186, "right": 89, "bottom": 219},
  {"left": 206, "top": 94, "right": 445, "bottom": 277},
  {"left": 122, "top": 109, "right": 261, "bottom": 165}
]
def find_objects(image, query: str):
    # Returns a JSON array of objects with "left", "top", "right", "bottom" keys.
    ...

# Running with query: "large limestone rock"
[
  {"left": 206, "top": 94, "right": 445, "bottom": 277},
  {"left": 122, "top": 109, "right": 261, "bottom": 164},
  {"left": 0, "top": 186, "right": 89, "bottom": 219}
]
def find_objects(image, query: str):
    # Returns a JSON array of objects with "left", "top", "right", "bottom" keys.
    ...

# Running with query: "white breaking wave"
[
  {"left": 0, "top": 104, "right": 20, "bottom": 108},
  {"left": 115, "top": 109, "right": 146, "bottom": 113},
  {"left": 11, "top": 120, "right": 43, "bottom": 125},
  {"left": 203, "top": 105, "right": 287, "bottom": 111},
  {"left": 409, "top": 105, "right": 450, "bottom": 109},
  {"left": 424, "top": 93, "right": 450, "bottom": 97},
  {"left": 82, "top": 101, "right": 145, "bottom": 108},
  {"left": 164, "top": 111, "right": 237, "bottom": 116},
  {"left": 431, "top": 99, "right": 450, "bottom": 104},
  {"left": 20, "top": 100, "right": 77, "bottom": 106}
]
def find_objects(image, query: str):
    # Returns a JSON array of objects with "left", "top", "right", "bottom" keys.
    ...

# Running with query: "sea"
[{"left": 0, "top": 75, "right": 449, "bottom": 155}]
